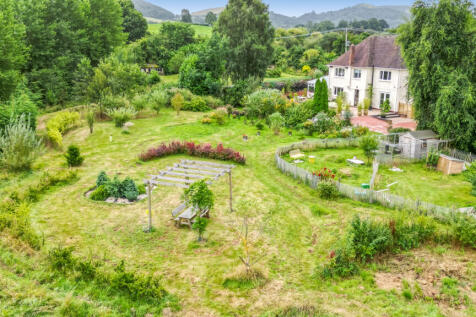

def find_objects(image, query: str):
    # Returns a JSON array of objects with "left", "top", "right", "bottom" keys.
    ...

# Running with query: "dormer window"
[
  {"left": 380, "top": 71, "right": 392, "bottom": 81},
  {"left": 353, "top": 69, "right": 361, "bottom": 79},
  {"left": 335, "top": 68, "right": 345, "bottom": 77}
]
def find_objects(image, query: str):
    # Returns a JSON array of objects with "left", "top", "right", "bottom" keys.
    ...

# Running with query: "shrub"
[
  {"left": 48, "top": 246, "right": 76, "bottom": 272},
  {"left": 106, "top": 107, "right": 137, "bottom": 128},
  {"left": 244, "top": 89, "right": 286, "bottom": 119},
  {"left": 359, "top": 135, "right": 379, "bottom": 164},
  {"left": 86, "top": 109, "right": 95, "bottom": 134},
  {"left": 105, "top": 176, "right": 123, "bottom": 199},
  {"left": 90, "top": 185, "right": 109, "bottom": 201},
  {"left": 183, "top": 96, "right": 210, "bottom": 112},
  {"left": 96, "top": 171, "right": 109, "bottom": 187},
  {"left": 317, "top": 182, "right": 339, "bottom": 200},
  {"left": 380, "top": 99, "right": 391, "bottom": 115},
  {"left": 146, "top": 70, "right": 161, "bottom": 85},
  {"left": 139, "top": 141, "right": 246, "bottom": 164},
  {"left": 268, "top": 112, "right": 285, "bottom": 135},
  {"left": 149, "top": 89, "right": 169, "bottom": 114},
  {"left": 203, "top": 95, "right": 222, "bottom": 109},
  {"left": 255, "top": 121, "right": 265, "bottom": 130},
  {"left": 210, "top": 108, "right": 227, "bottom": 125},
  {"left": 0, "top": 90, "right": 38, "bottom": 132},
  {"left": 46, "top": 111, "right": 81, "bottom": 146},
  {"left": 171, "top": 92, "right": 184, "bottom": 115},
  {"left": 392, "top": 216, "right": 435, "bottom": 251},
  {"left": 452, "top": 216, "right": 476, "bottom": 248},
  {"left": 64, "top": 145, "right": 84, "bottom": 167},
  {"left": 201, "top": 116, "right": 212, "bottom": 124},
  {"left": 122, "top": 177, "right": 139, "bottom": 201},
  {"left": 0, "top": 115, "right": 43, "bottom": 171},
  {"left": 426, "top": 150, "right": 440, "bottom": 168},
  {"left": 131, "top": 94, "right": 148, "bottom": 112},
  {"left": 284, "top": 102, "right": 314, "bottom": 128},
  {"left": 137, "top": 184, "right": 146, "bottom": 195},
  {"left": 320, "top": 243, "right": 359, "bottom": 278},
  {"left": 311, "top": 112, "right": 335, "bottom": 134},
  {"left": 349, "top": 215, "right": 392, "bottom": 262}
]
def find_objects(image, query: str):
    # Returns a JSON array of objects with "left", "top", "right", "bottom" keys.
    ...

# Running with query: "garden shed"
[
  {"left": 437, "top": 154, "right": 465, "bottom": 175},
  {"left": 399, "top": 130, "right": 441, "bottom": 159}
]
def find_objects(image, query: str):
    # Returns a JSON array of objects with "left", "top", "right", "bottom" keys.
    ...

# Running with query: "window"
[
  {"left": 335, "top": 68, "right": 345, "bottom": 77},
  {"left": 380, "top": 92, "right": 391, "bottom": 105},
  {"left": 353, "top": 69, "right": 361, "bottom": 79},
  {"left": 380, "top": 71, "right": 392, "bottom": 81},
  {"left": 334, "top": 87, "right": 344, "bottom": 96}
]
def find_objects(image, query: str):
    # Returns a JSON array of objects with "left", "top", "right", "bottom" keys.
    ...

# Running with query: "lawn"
[
  {"left": 148, "top": 23, "right": 212, "bottom": 37},
  {"left": 264, "top": 73, "right": 312, "bottom": 83},
  {"left": 1, "top": 109, "right": 475, "bottom": 316},
  {"left": 283, "top": 147, "right": 476, "bottom": 208}
]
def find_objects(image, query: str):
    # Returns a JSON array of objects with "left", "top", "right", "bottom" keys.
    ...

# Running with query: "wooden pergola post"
[
  {"left": 229, "top": 170, "right": 233, "bottom": 212},
  {"left": 147, "top": 181, "right": 152, "bottom": 232}
]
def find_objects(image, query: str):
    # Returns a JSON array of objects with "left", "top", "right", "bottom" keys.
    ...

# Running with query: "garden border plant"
[{"left": 139, "top": 141, "right": 246, "bottom": 165}]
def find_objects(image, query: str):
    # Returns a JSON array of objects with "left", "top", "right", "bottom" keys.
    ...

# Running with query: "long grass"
[{"left": 1, "top": 108, "right": 474, "bottom": 316}]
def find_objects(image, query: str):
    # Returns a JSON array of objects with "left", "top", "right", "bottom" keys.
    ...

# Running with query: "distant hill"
[
  {"left": 131, "top": 0, "right": 176, "bottom": 21},
  {"left": 133, "top": 1, "right": 410, "bottom": 29}
]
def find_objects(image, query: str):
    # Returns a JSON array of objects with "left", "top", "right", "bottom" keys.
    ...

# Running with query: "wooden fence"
[{"left": 275, "top": 139, "right": 464, "bottom": 220}]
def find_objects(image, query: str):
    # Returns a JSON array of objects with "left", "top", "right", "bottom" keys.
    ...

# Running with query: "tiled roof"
[{"left": 329, "top": 35, "right": 406, "bottom": 69}]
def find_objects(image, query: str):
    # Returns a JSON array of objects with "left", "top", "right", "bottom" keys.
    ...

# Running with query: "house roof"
[
  {"left": 404, "top": 130, "right": 438, "bottom": 140},
  {"left": 328, "top": 35, "right": 406, "bottom": 69}
]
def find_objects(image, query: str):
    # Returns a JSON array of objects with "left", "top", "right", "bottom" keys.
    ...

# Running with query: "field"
[
  {"left": 283, "top": 147, "right": 476, "bottom": 208},
  {"left": 148, "top": 23, "right": 212, "bottom": 37},
  {"left": 1, "top": 109, "right": 476, "bottom": 316}
]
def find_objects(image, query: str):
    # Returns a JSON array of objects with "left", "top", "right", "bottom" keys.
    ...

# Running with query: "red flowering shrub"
[
  {"left": 312, "top": 167, "right": 335, "bottom": 182},
  {"left": 139, "top": 141, "right": 246, "bottom": 165}
]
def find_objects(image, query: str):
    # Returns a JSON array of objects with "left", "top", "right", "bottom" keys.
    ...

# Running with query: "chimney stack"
[{"left": 349, "top": 44, "right": 355, "bottom": 66}]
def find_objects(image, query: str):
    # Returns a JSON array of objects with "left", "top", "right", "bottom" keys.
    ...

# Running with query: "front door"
[{"left": 354, "top": 89, "right": 360, "bottom": 107}]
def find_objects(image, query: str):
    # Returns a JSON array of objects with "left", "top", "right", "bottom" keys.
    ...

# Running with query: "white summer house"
[{"left": 325, "top": 35, "right": 410, "bottom": 112}]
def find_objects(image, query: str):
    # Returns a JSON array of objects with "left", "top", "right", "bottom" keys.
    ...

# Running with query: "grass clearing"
[
  {"left": 283, "top": 147, "right": 476, "bottom": 208},
  {"left": 1, "top": 109, "right": 475, "bottom": 316},
  {"left": 148, "top": 23, "right": 212, "bottom": 37}
]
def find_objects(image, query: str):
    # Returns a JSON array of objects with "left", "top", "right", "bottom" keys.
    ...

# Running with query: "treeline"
[
  {"left": 0, "top": 0, "right": 147, "bottom": 108},
  {"left": 301, "top": 18, "right": 390, "bottom": 32}
]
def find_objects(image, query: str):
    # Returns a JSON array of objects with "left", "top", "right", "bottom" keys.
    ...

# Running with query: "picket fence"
[{"left": 275, "top": 139, "right": 463, "bottom": 220}]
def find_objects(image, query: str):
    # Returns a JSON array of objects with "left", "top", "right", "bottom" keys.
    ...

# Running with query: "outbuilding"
[{"left": 399, "top": 130, "right": 441, "bottom": 159}]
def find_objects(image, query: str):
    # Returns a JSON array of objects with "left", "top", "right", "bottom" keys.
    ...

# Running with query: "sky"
[{"left": 149, "top": 0, "right": 414, "bottom": 16}]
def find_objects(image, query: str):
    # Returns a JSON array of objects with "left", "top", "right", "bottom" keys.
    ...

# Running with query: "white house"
[{"left": 326, "top": 35, "right": 409, "bottom": 112}]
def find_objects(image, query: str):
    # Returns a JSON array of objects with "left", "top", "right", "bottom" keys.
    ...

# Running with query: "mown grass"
[
  {"left": 1, "top": 108, "right": 474, "bottom": 316},
  {"left": 148, "top": 23, "right": 212, "bottom": 37},
  {"left": 283, "top": 147, "right": 475, "bottom": 208}
]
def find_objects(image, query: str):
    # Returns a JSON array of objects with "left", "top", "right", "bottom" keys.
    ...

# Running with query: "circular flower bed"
[{"left": 85, "top": 171, "right": 148, "bottom": 204}]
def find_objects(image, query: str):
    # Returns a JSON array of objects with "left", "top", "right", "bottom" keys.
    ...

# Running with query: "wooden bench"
[{"left": 173, "top": 204, "right": 210, "bottom": 229}]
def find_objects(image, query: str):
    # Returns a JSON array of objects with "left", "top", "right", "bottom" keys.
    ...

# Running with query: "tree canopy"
[
  {"left": 215, "top": 0, "right": 275, "bottom": 82},
  {"left": 398, "top": 0, "right": 476, "bottom": 151},
  {"left": 119, "top": 0, "right": 148, "bottom": 43}
]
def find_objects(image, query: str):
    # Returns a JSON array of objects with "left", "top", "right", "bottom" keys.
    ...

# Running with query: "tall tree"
[
  {"left": 119, "top": 0, "right": 148, "bottom": 43},
  {"left": 85, "top": 0, "right": 126, "bottom": 65},
  {"left": 215, "top": 0, "right": 274, "bottom": 82},
  {"left": 398, "top": 0, "right": 475, "bottom": 151},
  {"left": 0, "top": 0, "right": 28, "bottom": 101},
  {"left": 205, "top": 11, "right": 217, "bottom": 25},
  {"left": 181, "top": 9, "right": 192, "bottom": 23}
]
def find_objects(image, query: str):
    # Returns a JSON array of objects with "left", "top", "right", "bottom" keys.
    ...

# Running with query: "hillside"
[{"left": 131, "top": 0, "right": 176, "bottom": 21}]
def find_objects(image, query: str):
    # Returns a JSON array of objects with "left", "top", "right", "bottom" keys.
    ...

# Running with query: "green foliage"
[
  {"left": 310, "top": 205, "right": 330, "bottom": 216},
  {"left": 380, "top": 99, "right": 391, "bottom": 116},
  {"left": 222, "top": 78, "right": 260, "bottom": 107},
  {"left": 0, "top": 88, "right": 38, "bottom": 132},
  {"left": 284, "top": 102, "right": 314, "bottom": 128},
  {"left": 131, "top": 94, "right": 148, "bottom": 112},
  {"left": 137, "top": 184, "right": 146, "bottom": 195},
  {"left": 183, "top": 96, "right": 210, "bottom": 112},
  {"left": 452, "top": 216, "right": 476, "bottom": 248},
  {"left": 86, "top": 109, "right": 95, "bottom": 134},
  {"left": 90, "top": 185, "right": 109, "bottom": 201},
  {"left": 209, "top": 108, "right": 227, "bottom": 125},
  {"left": 268, "top": 112, "right": 285, "bottom": 135},
  {"left": 64, "top": 145, "right": 84, "bottom": 167},
  {"left": 192, "top": 217, "right": 209, "bottom": 241},
  {"left": 317, "top": 182, "right": 339, "bottom": 200},
  {"left": 178, "top": 37, "right": 224, "bottom": 96},
  {"left": 0, "top": 0, "right": 28, "bottom": 101},
  {"left": 149, "top": 89, "right": 169, "bottom": 114},
  {"left": 205, "top": 11, "right": 217, "bottom": 25},
  {"left": 0, "top": 115, "right": 43, "bottom": 171},
  {"left": 106, "top": 107, "right": 137, "bottom": 128},
  {"left": 119, "top": 0, "right": 148, "bottom": 43},
  {"left": 171, "top": 92, "right": 184, "bottom": 115},
  {"left": 96, "top": 171, "right": 110, "bottom": 187},
  {"left": 320, "top": 244, "right": 359, "bottom": 279},
  {"left": 313, "top": 79, "right": 329, "bottom": 113},
  {"left": 359, "top": 135, "right": 379, "bottom": 164},
  {"left": 87, "top": 56, "right": 146, "bottom": 102},
  {"left": 46, "top": 111, "right": 81, "bottom": 147},
  {"left": 398, "top": 0, "right": 475, "bottom": 152},
  {"left": 122, "top": 177, "right": 139, "bottom": 201},
  {"left": 184, "top": 180, "right": 214, "bottom": 212},
  {"left": 244, "top": 89, "right": 286, "bottom": 119},
  {"left": 216, "top": 0, "right": 275, "bottom": 81},
  {"left": 350, "top": 215, "right": 392, "bottom": 262},
  {"left": 105, "top": 176, "right": 123, "bottom": 199},
  {"left": 426, "top": 150, "right": 440, "bottom": 168}
]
